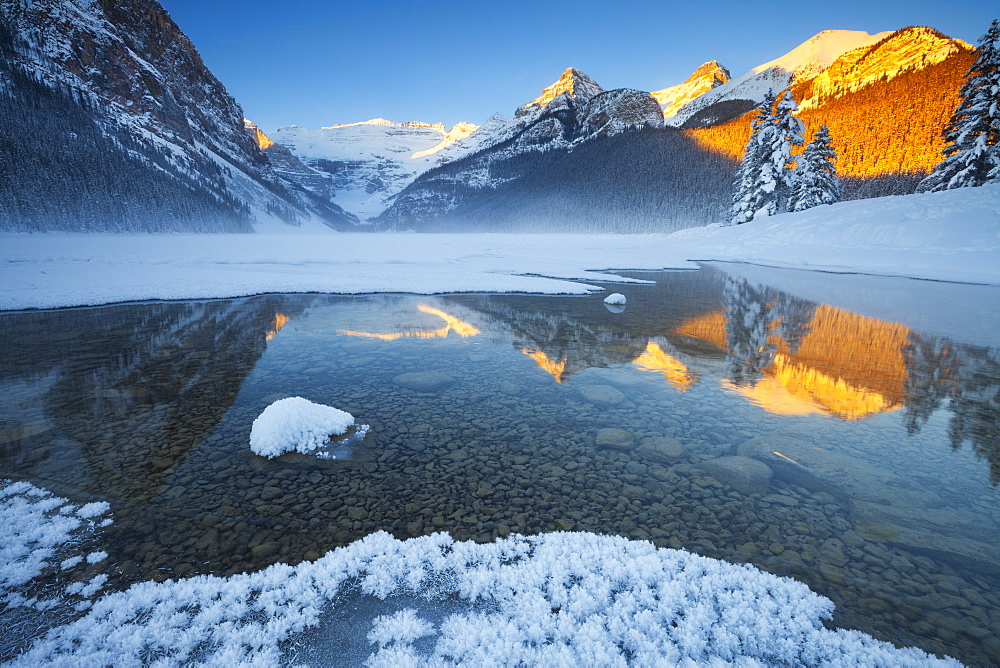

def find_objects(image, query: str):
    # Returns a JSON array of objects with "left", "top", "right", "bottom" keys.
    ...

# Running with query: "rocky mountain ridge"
[
  {"left": 373, "top": 25, "right": 975, "bottom": 231},
  {"left": 0, "top": 0, "right": 356, "bottom": 231},
  {"left": 651, "top": 61, "right": 731, "bottom": 119},
  {"left": 1, "top": 5, "right": 979, "bottom": 234}
]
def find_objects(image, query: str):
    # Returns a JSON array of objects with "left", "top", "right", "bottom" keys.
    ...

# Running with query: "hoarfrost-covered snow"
[
  {"left": 1, "top": 184, "right": 997, "bottom": 312},
  {"left": 9, "top": 528, "right": 958, "bottom": 666},
  {"left": 0, "top": 480, "right": 111, "bottom": 601},
  {"left": 603, "top": 292, "right": 626, "bottom": 305},
  {"left": 249, "top": 397, "right": 369, "bottom": 458}
]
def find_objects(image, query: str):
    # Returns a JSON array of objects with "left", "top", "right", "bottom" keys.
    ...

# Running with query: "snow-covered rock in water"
[
  {"left": 10, "top": 530, "right": 959, "bottom": 666},
  {"left": 604, "top": 292, "right": 627, "bottom": 305},
  {"left": 249, "top": 397, "right": 368, "bottom": 458}
]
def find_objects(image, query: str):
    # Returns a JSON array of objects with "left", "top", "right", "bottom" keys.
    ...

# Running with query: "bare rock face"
[
  {"left": 702, "top": 456, "right": 773, "bottom": 495},
  {"left": 520, "top": 67, "right": 605, "bottom": 113},
  {"left": 579, "top": 89, "right": 664, "bottom": 139}
]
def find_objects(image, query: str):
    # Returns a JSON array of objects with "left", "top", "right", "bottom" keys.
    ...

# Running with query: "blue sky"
[{"left": 158, "top": 0, "right": 997, "bottom": 135}]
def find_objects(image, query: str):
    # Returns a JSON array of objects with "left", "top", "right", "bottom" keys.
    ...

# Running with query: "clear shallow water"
[{"left": 1, "top": 266, "right": 998, "bottom": 665}]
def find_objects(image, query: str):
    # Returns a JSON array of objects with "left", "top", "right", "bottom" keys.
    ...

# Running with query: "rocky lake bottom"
[{"left": 1, "top": 267, "right": 998, "bottom": 665}]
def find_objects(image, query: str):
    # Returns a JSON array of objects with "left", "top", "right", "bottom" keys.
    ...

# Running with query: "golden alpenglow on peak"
[
  {"left": 523, "top": 67, "right": 605, "bottom": 109},
  {"left": 243, "top": 119, "right": 275, "bottom": 150},
  {"left": 652, "top": 61, "right": 731, "bottom": 118},
  {"left": 690, "top": 60, "right": 730, "bottom": 85},
  {"left": 798, "top": 26, "right": 973, "bottom": 110}
]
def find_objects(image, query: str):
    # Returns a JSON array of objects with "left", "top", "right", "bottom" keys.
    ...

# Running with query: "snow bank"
[
  {"left": 249, "top": 397, "right": 368, "bottom": 458},
  {"left": 10, "top": 529, "right": 956, "bottom": 666},
  {"left": 0, "top": 185, "right": 997, "bottom": 311},
  {"left": 603, "top": 292, "right": 626, "bottom": 305},
  {"left": 672, "top": 183, "right": 1000, "bottom": 285}
]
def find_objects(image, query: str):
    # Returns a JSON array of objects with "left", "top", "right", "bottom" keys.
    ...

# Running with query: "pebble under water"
[{"left": 1, "top": 265, "right": 998, "bottom": 665}]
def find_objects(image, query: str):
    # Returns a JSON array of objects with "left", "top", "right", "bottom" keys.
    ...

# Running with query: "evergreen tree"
[
  {"left": 772, "top": 90, "right": 805, "bottom": 208},
  {"left": 919, "top": 19, "right": 1000, "bottom": 191},
  {"left": 730, "top": 91, "right": 778, "bottom": 225},
  {"left": 789, "top": 125, "right": 842, "bottom": 211},
  {"left": 729, "top": 89, "right": 803, "bottom": 224}
]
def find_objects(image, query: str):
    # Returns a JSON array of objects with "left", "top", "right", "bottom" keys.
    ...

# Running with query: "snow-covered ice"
[
  {"left": 249, "top": 397, "right": 369, "bottom": 458},
  {"left": 603, "top": 292, "right": 626, "bottom": 305},
  {"left": 1, "top": 185, "right": 997, "bottom": 311}
]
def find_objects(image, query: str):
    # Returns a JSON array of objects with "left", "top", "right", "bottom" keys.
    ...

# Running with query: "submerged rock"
[
  {"left": 392, "top": 371, "right": 456, "bottom": 393},
  {"left": 595, "top": 428, "right": 635, "bottom": 450},
  {"left": 578, "top": 384, "right": 625, "bottom": 405},
  {"left": 636, "top": 436, "right": 686, "bottom": 464},
  {"left": 701, "top": 456, "right": 773, "bottom": 494}
]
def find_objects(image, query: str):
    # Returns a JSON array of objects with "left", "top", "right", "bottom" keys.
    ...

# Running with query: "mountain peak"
[
  {"left": 689, "top": 60, "right": 731, "bottom": 84},
  {"left": 522, "top": 67, "right": 605, "bottom": 110},
  {"left": 652, "top": 61, "right": 731, "bottom": 119},
  {"left": 798, "top": 25, "right": 973, "bottom": 110},
  {"left": 244, "top": 119, "right": 275, "bottom": 150}
]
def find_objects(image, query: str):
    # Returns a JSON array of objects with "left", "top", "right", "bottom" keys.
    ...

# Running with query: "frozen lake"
[{"left": 1, "top": 265, "right": 998, "bottom": 664}]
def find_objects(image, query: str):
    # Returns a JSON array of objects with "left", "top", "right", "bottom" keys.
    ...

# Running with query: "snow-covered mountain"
[
  {"left": 797, "top": 26, "right": 971, "bottom": 111},
  {"left": 375, "top": 25, "right": 974, "bottom": 232},
  {"left": 669, "top": 29, "right": 892, "bottom": 128},
  {"left": 519, "top": 67, "right": 606, "bottom": 112},
  {"left": 374, "top": 68, "right": 665, "bottom": 230},
  {"left": 0, "top": 0, "right": 357, "bottom": 232},
  {"left": 686, "top": 26, "right": 974, "bottom": 180},
  {"left": 270, "top": 119, "right": 478, "bottom": 221},
  {"left": 651, "top": 61, "right": 730, "bottom": 119},
  {"left": 672, "top": 28, "right": 970, "bottom": 129}
]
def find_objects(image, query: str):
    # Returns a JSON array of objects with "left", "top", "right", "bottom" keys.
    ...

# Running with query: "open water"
[{"left": 1, "top": 265, "right": 998, "bottom": 665}]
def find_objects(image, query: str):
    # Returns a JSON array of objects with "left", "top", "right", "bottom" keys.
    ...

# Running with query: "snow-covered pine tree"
[
  {"left": 730, "top": 91, "right": 778, "bottom": 225},
  {"left": 789, "top": 124, "right": 842, "bottom": 211},
  {"left": 919, "top": 18, "right": 1000, "bottom": 191},
  {"left": 729, "top": 89, "right": 804, "bottom": 224},
  {"left": 771, "top": 90, "right": 805, "bottom": 210}
]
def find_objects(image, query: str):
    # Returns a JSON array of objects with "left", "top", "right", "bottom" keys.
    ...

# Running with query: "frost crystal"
[{"left": 10, "top": 530, "right": 957, "bottom": 666}]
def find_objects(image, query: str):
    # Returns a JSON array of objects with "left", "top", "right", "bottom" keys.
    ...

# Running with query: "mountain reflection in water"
[{"left": 1, "top": 267, "right": 998, "bottom": 665}]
